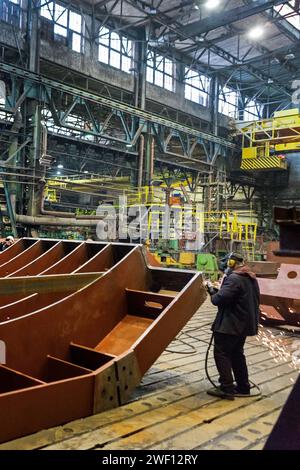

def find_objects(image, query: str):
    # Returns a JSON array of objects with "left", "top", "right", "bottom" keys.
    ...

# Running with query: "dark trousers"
[{"left": 213, "top": 332, "right": 250, "bottom": 393}]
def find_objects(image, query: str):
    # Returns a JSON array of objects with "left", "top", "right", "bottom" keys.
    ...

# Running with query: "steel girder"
[
  {"left": 0, "top": 62, "right": 235, "bottom": 170},
  {"left": 132, "top": 0, "right": 293, "bottom": 98},
  {"left": 181, "top": 0, "right": 291, "bottom": 38}
]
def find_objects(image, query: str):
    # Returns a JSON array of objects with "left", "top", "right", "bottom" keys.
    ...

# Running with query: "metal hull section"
[{"left": 0, "top": 240, "right": 206, "bottom": 443}]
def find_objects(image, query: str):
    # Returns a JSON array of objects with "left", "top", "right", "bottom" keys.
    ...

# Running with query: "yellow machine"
[{"left": 239, "top": 108, "right": 300, "bottom": 170}]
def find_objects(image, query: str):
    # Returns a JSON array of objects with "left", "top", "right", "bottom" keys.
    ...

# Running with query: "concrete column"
[
  {"left": 134, "top": 30, "right": 147, "bottom": 110},
  {"left": 87, "top": 8, "right": 96, "bottom": 61},
  {"left": 176, "top": 61, "right": 185, "bottom": 102},
  {"left": 27, "top": 0, "right": 40, "bottom": 73}
]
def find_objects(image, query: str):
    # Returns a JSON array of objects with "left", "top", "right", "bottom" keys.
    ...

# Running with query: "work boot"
[
  {"left": 233, "top": 387, "right": 252, "bottom": 397},
  {"left": 207, "top": 387, "right": 235, "bottom": 400}
]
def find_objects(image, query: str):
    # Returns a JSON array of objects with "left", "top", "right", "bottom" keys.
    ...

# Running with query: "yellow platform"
[{"left": 241, "top": 156, "right": 288, "bottom": 171}]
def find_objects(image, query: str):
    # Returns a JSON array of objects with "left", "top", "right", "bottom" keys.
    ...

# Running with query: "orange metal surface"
[
  {"left": 0, "top": 239, "right": 206, "bottom": 443},
  {"left": 266, "top": 241, "right": 300, "bottom": 265},
  {"left": 0, "top": 239, "right": 35, "bottom": 266},
  {"left": 258, "top": 264, "right": 300, "bottom": 325}
]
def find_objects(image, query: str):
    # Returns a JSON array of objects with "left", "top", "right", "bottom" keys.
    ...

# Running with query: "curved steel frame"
[{"left": 0, "top": 239, "right": 206, "bottom": 443}]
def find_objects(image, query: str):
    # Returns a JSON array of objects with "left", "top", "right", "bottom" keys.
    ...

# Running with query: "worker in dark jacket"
[{"left": 206, "top": 252, "right": 260, "bottom": 400}]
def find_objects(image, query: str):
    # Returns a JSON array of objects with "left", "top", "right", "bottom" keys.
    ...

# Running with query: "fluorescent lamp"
[
  {"left": 248, "top": 26, "right": 264, "bottom": 39},
  {"left": 205, "top": 0, "right": 221, "bottom": 9}
]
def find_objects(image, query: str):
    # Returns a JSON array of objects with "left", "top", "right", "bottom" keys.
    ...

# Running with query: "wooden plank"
[
  {"left": 201, "top": 409, "right": 282, "bottom": 450},
  {"left": 41, "top": 364, "right": 298, "bottom": 450},
  {"left": 105, "top": 372, "right": 297, "bottom": 451}
]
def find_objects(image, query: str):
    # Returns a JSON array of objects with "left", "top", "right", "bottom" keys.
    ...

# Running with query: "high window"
[
  {"left": 219, "top": 86, "right": 239, "bottom": 117},
  {"left": 40, "top": 2, "right": 84, "bottom": 53},
  {"left": 244, "top": 99, "right": 264, "bottom": 121},
  {"left": 274, "top": 2, "right": 300, "bottom": 30},
  {"left": 0, "top": 0, "right": 21, "bottom": 27},
  {"left": 146, "top": 51, "right": 175, "bottom": 92},
  {"left": 184, "top": 68, "right": 210, "bottom": 106},
  {"left": 98, "top": 26, "right": 134, "bottom": 74}
]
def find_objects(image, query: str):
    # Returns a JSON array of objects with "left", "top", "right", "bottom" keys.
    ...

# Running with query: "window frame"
[
  {"left": 184, "top": 67, "right": 210, "bottom": 106},
  {"left": 0, "top": 0, "right": 21, "bottom": 27},
  {"left": 243, "top": 98, "right": 264, "bottom": 121},
  {"left": 98, "top": 26, "right": 134, "bottom": 74},
  {"left": 40, "top": 1, "right": 84, "bottom": 53},
  {"left": 274, "top": 1, "right": 300, "bottom": 30},
  {"left": 146, "top": 50, "right": 175, "bottom": 92},
  {"left": 218, "top": 85, "right": 239, "bottom": 118}
]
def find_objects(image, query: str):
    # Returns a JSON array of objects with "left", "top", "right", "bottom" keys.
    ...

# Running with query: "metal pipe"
[
  {"left": 15, "top": 214, "right": 104, "bottom": 227},
  {"left": 150, "top": 136, "right": 155, "bottom": 182},
  {"left": 138, "top": 134, "right": 144, "bottom": 188}
]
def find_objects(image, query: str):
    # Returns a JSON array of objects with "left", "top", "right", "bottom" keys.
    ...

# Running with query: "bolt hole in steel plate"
[{"left": 288, "top": 271, "right": 298, "bottom": 279}]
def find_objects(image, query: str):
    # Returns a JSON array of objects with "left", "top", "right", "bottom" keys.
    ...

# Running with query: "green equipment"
[{"left": 196, "top": 253, "right": 219, "bottom": 281}]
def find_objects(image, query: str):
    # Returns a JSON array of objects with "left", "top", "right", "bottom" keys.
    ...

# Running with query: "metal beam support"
[
  {"left": 181, "top": 0, "right": 290, "bottom": 38},
  {"left": 0, "top": 62, "right": 235, "bottom": 150}
]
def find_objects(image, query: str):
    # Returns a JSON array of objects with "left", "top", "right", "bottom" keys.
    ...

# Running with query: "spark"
[{"left": 256, "top": 326, "right": 300, "bottom": 371}]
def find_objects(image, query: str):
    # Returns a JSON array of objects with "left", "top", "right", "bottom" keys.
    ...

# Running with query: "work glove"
[{"left": 205, "top": 281, "right": 218, "bottom": 296}]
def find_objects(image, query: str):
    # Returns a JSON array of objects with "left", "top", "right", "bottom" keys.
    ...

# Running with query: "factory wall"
[{"left": 0, "top": 18, "right": 229, "bottom": 129}]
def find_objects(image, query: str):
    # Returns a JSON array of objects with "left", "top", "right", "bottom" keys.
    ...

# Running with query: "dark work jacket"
[{"left": 211, "top": 266, "right": 260, "bottom": 337}]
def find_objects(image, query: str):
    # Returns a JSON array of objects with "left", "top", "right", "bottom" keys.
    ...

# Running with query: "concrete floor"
[{"left": 0, "top": 299, "right": 299, "bottom": 450}]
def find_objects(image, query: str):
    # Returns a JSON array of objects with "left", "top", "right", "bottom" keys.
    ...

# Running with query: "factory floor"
[{"left": 0, "top": 299, "right": 298, "bottom": 451}]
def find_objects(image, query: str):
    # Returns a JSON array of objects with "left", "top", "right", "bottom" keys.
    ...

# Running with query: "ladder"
[{"left": 240, "top": 239, "right": 256, "bottom": 261}]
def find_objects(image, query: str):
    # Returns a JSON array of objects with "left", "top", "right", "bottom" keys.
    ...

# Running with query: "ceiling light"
[
  {"left": 248, "top": 26, "right": 265, "bottom": 39},
  {"left": 205, "top": 0, "right": 221, "bottom": 9},
  {"left": 56, "top": 171, "right": 61, "bottom": 175},
  {"left": 84, "top": 170, "right": 89, "bottom": 174},
  {"left": 57, "top": 164, "right": 64, "bottom": 169},
  {"left": 146, "top": 7, "right": 157, "bottom": 15},
  {"left": 285, "top": 53, "right": 295, "bottom": 60}
]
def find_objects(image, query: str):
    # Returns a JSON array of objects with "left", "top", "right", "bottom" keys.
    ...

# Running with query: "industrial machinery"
[
  {"left": 238, "top": 109, "right": 300, "bottom": 171},
  {"left": 196, "top": 253, "right": 219, "bottom": 282}
]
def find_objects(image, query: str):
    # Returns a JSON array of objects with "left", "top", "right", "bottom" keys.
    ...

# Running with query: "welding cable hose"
[{"left": 205, "top": 332, "right": 262, "bottom": 396}]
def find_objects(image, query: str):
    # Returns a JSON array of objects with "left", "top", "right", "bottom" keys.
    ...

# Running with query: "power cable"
[{"left": 165, "top": 321, "right": 262, "bottom": 396}]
